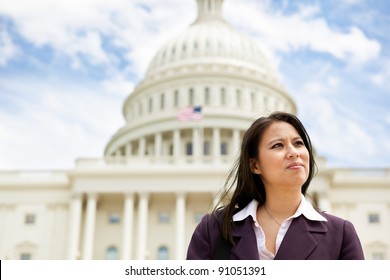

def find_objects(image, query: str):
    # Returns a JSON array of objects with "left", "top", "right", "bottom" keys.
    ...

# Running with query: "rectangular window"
[
  {"left": 186, "top": 142, "right": 193, "bottom": 155},
  {"left": 189, "top": 88, "right": 194, "bottom": 106},
  {"left": 372, "top": 252, "right": 384, "bottom": 260},
  {"left": 169, "top": 144, "right": 173, "bottom": 156},
  {"left": 203, "top": 141, "right": 210, "bottom": 155},
  {"left": 236, "top": 89, "right": 241, "bottom": 108},
  {"left": 205, "top": 87, "right": 210, "bottom": 105},
  {"left": 25, "top": 214, "right": 36, "bottom": 225},
  {"left": 106, "top": 246, "right": 118, "bottom": 260},
  {"left": 174, "top": 90, "right": 179, "bottom": 107},
  {"left": 159, "top": 212, "right": 170, "bottom": 223},
  {"left": 109, "top": 213, "right": 120, "bottom": 224},
  {"left": 160, "top": 94, "right": 165, "bottom": 110},
  {"left": 221, "top": 142, "right": 228, "bottom": 155},
  {"left": 221, "top": 88, "right": 226, "bottom": 106},
  {"left": 368, "top": 213, "right": 380, "bottom": 224},
  {"left": 20, "top": 253, "right": 31, "bottom": 260},
  {"left": 149, "top": 98, "right": 153, "bottom": 113}
]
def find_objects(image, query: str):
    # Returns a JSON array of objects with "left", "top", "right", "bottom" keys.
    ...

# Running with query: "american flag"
[{"left": 176, "top": 106, "right": 202, "bottom": 121}]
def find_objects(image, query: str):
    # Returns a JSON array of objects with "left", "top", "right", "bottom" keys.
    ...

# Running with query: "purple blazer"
[{"left": 186, "top": 211, "right": 365, "bottom": 260}]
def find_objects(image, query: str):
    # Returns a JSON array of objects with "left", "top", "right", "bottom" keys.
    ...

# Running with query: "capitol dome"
[
  {"left": 104, "top": 0, "right": 297, "bottom": 164},
  {"left": 144, "top": 1, "right": 279, "bottom": 85}
]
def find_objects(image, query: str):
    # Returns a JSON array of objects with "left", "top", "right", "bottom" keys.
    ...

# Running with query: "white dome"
[
  {"left": 104, "top": 0, "right": 296, "bottom": 161},
  {"left": 144, "top": 0, "right": 280, "bottom": 86}
]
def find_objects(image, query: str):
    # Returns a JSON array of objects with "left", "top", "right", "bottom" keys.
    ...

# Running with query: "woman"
[{"left": 186, "top": 111, "right": 364, "bottom": 260}]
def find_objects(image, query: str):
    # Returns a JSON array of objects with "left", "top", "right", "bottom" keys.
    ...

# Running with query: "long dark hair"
[{"left": 215, "top": 111, "right": 317, "bottom": 243}]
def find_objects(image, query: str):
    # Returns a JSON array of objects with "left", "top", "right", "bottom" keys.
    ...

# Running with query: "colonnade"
[
  {"left": 67, "top": 191, "right": 193, "bottom": 260},
  {"left": 112, "top": 127, "right": 242, "bottom": 163}
]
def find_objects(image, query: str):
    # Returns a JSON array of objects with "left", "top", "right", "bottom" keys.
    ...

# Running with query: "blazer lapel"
[
  {"left": 230, "top": 217, "right": 259, "bottom": 260},
  {"left": 275, "top": 215, "right": 327, "bottom": 260}
]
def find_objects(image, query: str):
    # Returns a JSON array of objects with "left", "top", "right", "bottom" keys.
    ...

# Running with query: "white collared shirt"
[{"left": 232, "top": 194, "right": 327, "bottom": 260}]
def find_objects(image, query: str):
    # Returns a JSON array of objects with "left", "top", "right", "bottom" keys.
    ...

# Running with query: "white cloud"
[
  {"left": 101, "top": 74, "right": 135, "bottom": 97},
  {"left": 0, "top": 28, "right": 19, "bottom": 66},
  {"left": 338, "top": 0, "right": 364, "bottom": 5},
  {"left": 327, "top": 76, "right": 340, "bottom": 88},
  {"left": 0, "top": 76, "right": 124, "bottom": 170},
  {"left": 0, "top": 0, "right": 195, "bottom": 78},
  {"left": 371, "top": 73, "right": 384, "bottom": 86},
  {"left": 371, "top": 59, "right": 390, "bottom": 87},
  {"left": 303, "top": 81, "right": 325, "bottom": 95},
  {"left": 297, "top": 93, "right": 386, "bottom": 168},
  {"left": 224, "top": 0, "right": 380, "bottom": 65}
]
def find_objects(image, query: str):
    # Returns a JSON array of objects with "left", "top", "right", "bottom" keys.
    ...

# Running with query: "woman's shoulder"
[
  {"left": 199, "top": 208, "right": 225, "bottom": 226},
  {"left": 317, "top": 211, "right": 356, "bottom": 228}
]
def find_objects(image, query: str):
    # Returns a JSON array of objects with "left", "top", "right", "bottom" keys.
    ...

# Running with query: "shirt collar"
[{"left": 232, "top": 194, "right": 327, "bottom": 222}]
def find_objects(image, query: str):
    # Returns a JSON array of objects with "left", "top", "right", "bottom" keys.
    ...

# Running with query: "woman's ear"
[{"left": 249, "top": 159, "right": 261, "bottom": 174}]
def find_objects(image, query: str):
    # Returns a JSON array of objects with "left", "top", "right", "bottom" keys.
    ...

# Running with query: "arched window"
[
  {"left": 106, "top": 246, "right": 118, "bottom": 260},
  {"left": 157, "top": 246, "right": 169, "bottom": 260}
]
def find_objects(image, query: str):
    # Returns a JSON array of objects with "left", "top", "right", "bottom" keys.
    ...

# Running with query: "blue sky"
[{"left": 0, "top": 0, "right": 389, "bottom": 170}]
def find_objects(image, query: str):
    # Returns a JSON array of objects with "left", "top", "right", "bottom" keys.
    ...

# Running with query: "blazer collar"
[
  {"left": 229, "top": 215, "right": 328, "bottom": 260},
  {"left": 275, "top": 215, "right": 328, "bottom": 259},
  {"left": 229, "top": 217, "right": 259, "bottom": 260}
]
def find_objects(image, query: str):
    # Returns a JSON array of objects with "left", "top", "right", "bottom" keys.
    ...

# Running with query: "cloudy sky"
[{"left": 0, "top": 0, "right": 389, "bottom": 171}]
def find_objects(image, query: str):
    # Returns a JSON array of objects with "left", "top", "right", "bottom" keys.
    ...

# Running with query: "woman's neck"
[{"left": 263, "top": 191, "right": 302, "bottom": 219}]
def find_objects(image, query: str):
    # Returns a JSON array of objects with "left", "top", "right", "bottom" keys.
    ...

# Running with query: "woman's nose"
[{"left": 287, "top": 145, "right": 299, "bottom": 158}]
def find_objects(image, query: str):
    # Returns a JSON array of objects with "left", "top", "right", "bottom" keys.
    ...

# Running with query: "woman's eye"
[
  {"left": 295, "top": 140, "right": 305, "bottom": 146},
  {"left": 271, "top": 143, "right": 283, "bottom": 149}
]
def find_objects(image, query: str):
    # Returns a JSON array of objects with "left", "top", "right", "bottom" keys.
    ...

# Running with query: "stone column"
[
  {"left": 193, "top": 127, "right": 200, "bottom": 163},
  {"left": 125, "top": 142, "right": 132, "bottom": 158},
  {"left": 137, "top": 192, "right": 149, "bottom": 260},
  {"left": 82, "top": 193, "right": 98, "bottom": 260},
  {"left": 212, "top": 127, "right": 220, "bottom": 163},
  {"left": 122, "top": 193, "right": 134, "bottom": 259},
  {"left": 68, "top": 193, "right": 83, "bottom": 260},
  {"left": 0, "top": 204, "right": 15, "bottom": 259},
  {"left": 175, "top": 193, "right": 186, "bottom": 260},
  {"left": 232, "top": 129, "right": 240, "bottom": 157},
  {"left": 155, "top": 133, "right": 162, "bottom": 159},
  {"left": 138, "top": 137, "right": 146, "bottom": 157},
  {"left": 173, "top": 129, "right": 181, "bottom": 162}
]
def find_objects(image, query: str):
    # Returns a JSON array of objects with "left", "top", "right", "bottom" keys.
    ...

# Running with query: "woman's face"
[{"left": 250, "top": 121, "right": 310, "bottom": 191}]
